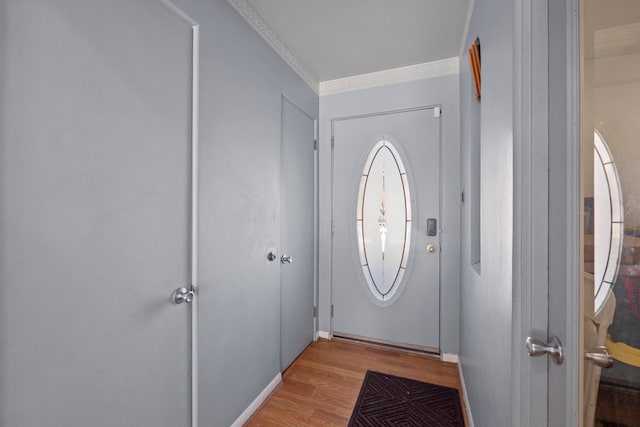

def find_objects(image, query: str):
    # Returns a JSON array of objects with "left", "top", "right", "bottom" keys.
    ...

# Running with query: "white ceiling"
[{"left": 233, "top": 0, "right": 471, "bottom": 85}]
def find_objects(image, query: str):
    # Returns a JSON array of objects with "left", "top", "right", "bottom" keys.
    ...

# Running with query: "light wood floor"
[{"left": 245, "top": 338, "right": 467, "bottom": 426}]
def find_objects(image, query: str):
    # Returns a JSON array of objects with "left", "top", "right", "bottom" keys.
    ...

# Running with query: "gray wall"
[
  {"left": 318, "top": 75, "right": 461, "bottom": 355},
  {"left": 459, "top": 0, "right": 514, "bottom": 426},
  {"left": 168, "top": 0, "right": 318, "bottom": 425},
  {"left": 1, "top": 0, "right": 318, "bottom": 426}
]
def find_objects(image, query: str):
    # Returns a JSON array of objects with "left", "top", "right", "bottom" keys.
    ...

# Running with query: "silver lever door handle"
[
  {"left": 526, "top": 335, "right": 565, "bottom": 365},
  {"left": 173, "top": 287, "right": 195, "bottom": 304},
  {"left": 585, "top": 346, "right": 613, "bottom": 369},
  {"left": 281, "top": 254, "right": 292, "bottom": 264}
]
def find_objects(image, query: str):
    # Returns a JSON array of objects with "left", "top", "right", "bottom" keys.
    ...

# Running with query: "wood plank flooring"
[{"left": 245, "top": 338, "right": 467, "bottom": 426}]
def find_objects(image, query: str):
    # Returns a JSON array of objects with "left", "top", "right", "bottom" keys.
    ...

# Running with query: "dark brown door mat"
[{"left": 348, "top": 370, "right": 465, "bottom": 427}]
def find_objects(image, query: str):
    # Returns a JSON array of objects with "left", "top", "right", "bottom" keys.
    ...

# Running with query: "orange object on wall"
[{"left": 468, "top": 38, "right": 481, "bottom": 101}]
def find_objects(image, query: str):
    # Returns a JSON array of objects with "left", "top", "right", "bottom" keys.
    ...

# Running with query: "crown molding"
[
  {"left": 229, "top": 0, "right": 459, "bottom": 97},
  {"left": 319, "top": 57, "right": 459, "bottom": 96},
  {"left": 228, "top": 0, "right": 319, "bottom": 93}
]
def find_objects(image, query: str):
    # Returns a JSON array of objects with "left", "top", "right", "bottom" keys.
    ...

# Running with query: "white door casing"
[{"left": 331, "top": 107, "right": 441, "bottom": 351}]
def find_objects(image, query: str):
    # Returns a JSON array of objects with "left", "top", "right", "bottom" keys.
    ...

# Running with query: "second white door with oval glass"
[{"left": 331, "top": 107, "right": 440, "bottom": 351}]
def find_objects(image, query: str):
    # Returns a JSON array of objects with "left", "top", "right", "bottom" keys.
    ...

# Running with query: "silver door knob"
[
  {"left": 267, "top": 251, "right": 277, "bottom": 262},
  {"left": 173, "top": 287, "right": 194, "bottom": 304},
  {"left": 526, "top": 335, "right": 564, "bottom": 365},
  {"left": 585, "top": 346, "right": 613, "bottom": 369},
  {"left": 281, "top": 254, "right": 292, "bottom": 264},
  {"left": 427, "top": 244, "right": 437, "bottom": 253}
]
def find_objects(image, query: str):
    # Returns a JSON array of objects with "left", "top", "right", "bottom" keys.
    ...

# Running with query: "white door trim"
[
  {"left": 156, "top": 2, "right": 200, "bottom": 426},
  {"left": 329, "top": 105, "right": 442, "bottom": 349},
  {"left": 548, "top": 0, "right": 581, "bottom": 424}
]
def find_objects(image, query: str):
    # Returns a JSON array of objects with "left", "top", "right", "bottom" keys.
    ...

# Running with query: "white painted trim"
[
  {"left": 565, "top": 1, "right": 581, "bottom": 423},
  {"left": 156, "top": 3, "right": 200, "bottom": 426},
  {"left": 441, "top": 353, "right": 460, "bottom": 363},
  {"left": 458, "top": 363, "right": 475, "bottom": 427},
  {"left": 227, "top": 0, "right": 319, "bottom": 93},
  {"left": 318, "top": 330, "right": 331, "bottom": 340},
  {"left": 458, "top": 0, "right": 475, "bottom": 58},
  {"left": 190, "top": 23, "right": 200, "bottom": 427},
  {"left": 319, "top": 58, "right": 459, "bottom": 96},
  {"left": 230, "top": 373, "right": 282, "bottom": 427},
  {"left": 228, "top": 0, "right": 465, "bottom": 97}
]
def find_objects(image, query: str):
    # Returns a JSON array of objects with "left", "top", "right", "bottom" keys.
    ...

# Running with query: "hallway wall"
[
  {"left": 318, "top": 75, "right": 461, "bottom": 355},
  {"left": 459, "top": 0, "right": 515, "bottom": 426},
  {"left": 170, "top": 0, "right": 318, "bottom": 425}
]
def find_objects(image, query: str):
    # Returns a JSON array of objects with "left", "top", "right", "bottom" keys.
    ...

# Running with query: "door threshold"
[{"left": 332, "top": 332, "right": 440, "bottom": 358}]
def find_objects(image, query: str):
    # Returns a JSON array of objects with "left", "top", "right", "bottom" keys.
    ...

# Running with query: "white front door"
[{"left": 331, "top": 107, "right": 441, "bottom": 350}]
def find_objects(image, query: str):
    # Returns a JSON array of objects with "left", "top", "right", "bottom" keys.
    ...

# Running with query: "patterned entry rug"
[{"left": 348, "top": 370, "right": 465, "bottom": 427}]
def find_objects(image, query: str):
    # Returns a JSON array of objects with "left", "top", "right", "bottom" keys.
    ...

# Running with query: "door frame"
[
  {"left": 513, "top": 0, "right": 580, "bottom": 425},
  {"left": 329, "top": 105, "right": 442, "bottom": 348},
  {"left": 279, "top": 94, "right": 319, "bottom": 369},
  {"left": 547, "top": 0, "right": 581, "bottom": 424},
  {"left": 157, "top": 2, "right": 200, "bottom": 426}
]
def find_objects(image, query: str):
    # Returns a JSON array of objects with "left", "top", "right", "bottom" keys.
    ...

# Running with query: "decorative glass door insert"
[{"left": 356, "top": 139, "right": 411, "bottom": 303}]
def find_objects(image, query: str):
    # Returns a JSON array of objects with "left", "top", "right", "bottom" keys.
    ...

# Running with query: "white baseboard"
[
  {"left": 318, "top": 330, "right": 331, "bottom": 340},
  {"left": 230, "top": 372, "right": 281, "bottom": 427},
  {"left": 458, "top": 362, "right": 474, "bottom": 427},
  {"left": 441, "top": 353, "right": 460, "bottom": 363}
]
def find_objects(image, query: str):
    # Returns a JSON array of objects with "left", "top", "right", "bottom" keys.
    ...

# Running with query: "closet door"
[
  {"left": 0, "top": 1, "right": 194, "bottom": 425},
  {"left": 280, "top": 97, "right": 316, "bottom": 370}
]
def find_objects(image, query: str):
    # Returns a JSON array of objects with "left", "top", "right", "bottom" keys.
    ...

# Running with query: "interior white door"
[
  {"left": 0, "top": 1, "right": 194, "bottom": 425},
  {"left": 280, "top": 97, "right": 316, "bottom": 370},
  {"left": 521, "top": 1, "right": 580, "bottom": 425},
  {"left": 331, "top": 107, "right": 441, "bottom": 350}
]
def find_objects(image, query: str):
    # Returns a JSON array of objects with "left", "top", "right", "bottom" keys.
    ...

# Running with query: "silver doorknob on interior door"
[
  {"left": 281, "top": 254, "right": 292, "bottom": 264},
  {"left": 173, "top": 287, "right": 194, "bottom": 304},
  {"left": 267, "top": 251, "right": 277, "bottom": 262},
  {"left": 526, "top": 335, "right": 564, "bottom": 365},
  {"left": 585, "top": 346, "right": 614, "bottom": 369},
  {"left": 427, "top": 244, "right": 437, "bottom": 253}
]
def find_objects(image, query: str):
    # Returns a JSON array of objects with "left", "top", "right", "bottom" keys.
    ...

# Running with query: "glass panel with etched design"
[{"left": 356, "top": 140, "right": 411, "bottom": 303}]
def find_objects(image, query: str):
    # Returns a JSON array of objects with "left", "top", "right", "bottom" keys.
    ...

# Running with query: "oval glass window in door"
[
  {"left": 356, "top": 140, "right": 411, "bottom": 302},
  {"left": 593, "top": 130, "right": 624, "bottom": 315}
]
